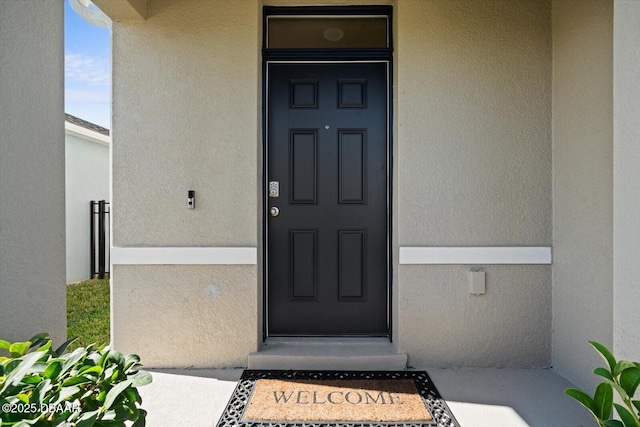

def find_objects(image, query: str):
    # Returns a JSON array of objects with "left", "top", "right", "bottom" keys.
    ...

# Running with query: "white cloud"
[{"left": 65, "top": 52, "right": 110, "bottom": 86}]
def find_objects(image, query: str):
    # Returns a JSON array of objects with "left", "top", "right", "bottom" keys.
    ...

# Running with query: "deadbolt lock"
[{"left": 269, "top": 181, "right": 279, "bottom": 197}]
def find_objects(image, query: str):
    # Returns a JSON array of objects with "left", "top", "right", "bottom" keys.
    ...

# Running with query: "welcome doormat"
[{"left": 216, "top": 370, "right": 459, "bottom": 427}]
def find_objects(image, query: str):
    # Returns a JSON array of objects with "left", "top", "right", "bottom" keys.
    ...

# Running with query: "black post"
[
  {"left": 105, "top": 203, "right": 110, "bottom": 275},
  {"left": 90, "top": 201, "right": 96, "bottom": 279},
  {"left": 98, "top": 200, "right": 106, "bottom": 279}
]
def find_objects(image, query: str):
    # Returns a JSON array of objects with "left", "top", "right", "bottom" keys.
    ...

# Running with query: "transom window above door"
[
  {"left": 264, "top": 7, "right": 392, "bottom": 51},
  {"left": 267, "top": 16, "right": 388, "bottom": 49}
]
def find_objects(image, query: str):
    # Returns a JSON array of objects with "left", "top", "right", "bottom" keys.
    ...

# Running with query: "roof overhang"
[
  {"left": 91, "top": 0, "right": 146, "bottom": 21},
  {"left": 65, "top": 121, "right": 110, "bottom": 147}
]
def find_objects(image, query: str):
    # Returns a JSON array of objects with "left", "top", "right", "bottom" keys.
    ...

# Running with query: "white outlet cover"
[{"left": 469, "top": 271, "right": 486, "bottom": 295}]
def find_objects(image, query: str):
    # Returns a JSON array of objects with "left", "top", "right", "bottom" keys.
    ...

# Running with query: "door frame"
[{"left": 262, "top": 6, "right": 394, "bottom": 341}]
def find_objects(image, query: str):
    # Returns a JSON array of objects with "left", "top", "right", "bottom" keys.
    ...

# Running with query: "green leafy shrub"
[
  {"left": 565, "top": 341, "right": 640, "bottom": 427},
  {"left": 0, "top": 333, "right": 151, "bottom": 427}
]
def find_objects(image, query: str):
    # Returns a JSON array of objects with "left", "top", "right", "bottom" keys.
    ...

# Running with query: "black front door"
[{"left": 267, "top": 62, "right": 388, "bottom": 336}]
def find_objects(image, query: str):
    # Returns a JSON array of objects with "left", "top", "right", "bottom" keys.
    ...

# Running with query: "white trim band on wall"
[
  {"left": 399, "top": 247, "right": 552, "bottom": 265},
  {"left": 111, "top": 247, "right": 257, "bottom": 265}
]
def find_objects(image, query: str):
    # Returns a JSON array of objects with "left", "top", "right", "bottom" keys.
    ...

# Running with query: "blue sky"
[{"left": 65, "top": 1, "right": 111, "bottom": 129}]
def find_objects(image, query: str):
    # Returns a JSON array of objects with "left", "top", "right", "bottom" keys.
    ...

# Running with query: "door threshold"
[
  {"left": 264, "top": 337, "right": 391, "bottom": 345},
  {"left": 249, "top": 337, "right": 406, "bottom": 370}
]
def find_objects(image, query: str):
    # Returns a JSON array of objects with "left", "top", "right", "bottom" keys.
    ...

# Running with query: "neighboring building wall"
[
  {"left": 65, "top": 130, "right": 110, "bottom": 283},
  {"left": 612, "top": 0, "right": 640, "bottom": 362},
  {"left": 110, "top": 0, "right": 260, "bottom": 367},
  {"left": 396, "top": 0, "right": 553, "bottom": 366},
  {"left": 0, "top": 1, "right": 66, "bottom": 344},
  {"left": 552, "top": 0, "right": 613, "bottom": 391}
]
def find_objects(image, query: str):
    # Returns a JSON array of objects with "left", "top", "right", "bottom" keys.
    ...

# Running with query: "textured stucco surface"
[
  {"left": 66, "top": 134, "right": 110, "bottom": 283},
  {"left": 612, "top": 0, "right": 640, "bottom": 362},
  {"left": 111, "top": 265, "right": 257, "bottom": 367},
  {"left": 396, "top": 0, "right": 552, "bottom": 366},
  {"left": 109, "top": 0, "right": 260, "bottom": 366},
  {"left": 397, "top": 0, "right": 552, "bottom": 247},
  {"left": 111, "top": 0, "right": 259, "bottom": 247},
  {"left": 104, "top": 0, "right": 578, "bottom": 368},
  {"left": 399, "top": 265, "right": 551, "bottom": 367},
  {"left": 551, "top": 0, "right": 613, "bottom": 391},
  {"left": 0, "top": 1, "right": 66, "bottom": 345}
]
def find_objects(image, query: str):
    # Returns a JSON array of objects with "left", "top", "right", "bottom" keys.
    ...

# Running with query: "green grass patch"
[{"left": 67, "top": 277, "right": 110, "bottom": 350}]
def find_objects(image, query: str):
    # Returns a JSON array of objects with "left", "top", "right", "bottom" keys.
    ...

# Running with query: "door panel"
[{"left": 267, "top": 62, "right": 388, "bottom": 336}]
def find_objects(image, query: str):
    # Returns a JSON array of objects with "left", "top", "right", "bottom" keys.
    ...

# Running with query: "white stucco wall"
[
  {"left": 104, "top": 0, "right": 566, "bottom": 368},
  {"left": 551, "top": 0, "right": 614, "bottom": 391},
  {"left": 612, "top": 0, "right": 640, "bottom": 362},
  {"left": 65, "top": 131, "right": 110, "bottom": 283},
  {"left": 112, "top": 265, "right": 257, "bottom": 367},
  {"left": 397, "top": 0, "right": 553, "bottom": 366},
  {"left": 0, "top": 1, "right": 66, "bottom": 344},
  {"left": 109, "top": 0, "right": 260, "bottom": 366},
  {"left": 111, "top": 0, "right": 259, "bottom": 248}
]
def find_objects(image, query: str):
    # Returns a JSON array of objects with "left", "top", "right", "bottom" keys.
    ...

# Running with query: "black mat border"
[{"left": 216, "top": 370, "right": 460, "bottom": 427}]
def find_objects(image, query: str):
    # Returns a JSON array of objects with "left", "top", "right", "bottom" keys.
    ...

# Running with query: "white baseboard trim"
[
  {"left": 110, "top": 246, "right": 549, "bottom": 266},
  {"left": 399, "top": 246, "right": 552, "bottom": 265},
  {"left": 111, "top": 247, "right": 257, "bottom": 265}
]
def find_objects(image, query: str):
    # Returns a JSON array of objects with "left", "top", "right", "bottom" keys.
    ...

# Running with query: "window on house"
[{"left": 266, "top": 16, "right": 389, "bottom": 49}]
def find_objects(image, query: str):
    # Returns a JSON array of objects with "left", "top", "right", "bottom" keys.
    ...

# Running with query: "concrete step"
[{"left": 247, "top": 338, "right": 407, "bottom": 371}]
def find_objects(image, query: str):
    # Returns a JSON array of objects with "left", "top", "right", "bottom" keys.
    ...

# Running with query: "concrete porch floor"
[{"left": 138, "top": 367, "right": 595, "bottom": 427}]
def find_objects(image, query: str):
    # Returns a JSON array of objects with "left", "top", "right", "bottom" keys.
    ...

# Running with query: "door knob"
[{"left": 270, "top": 206, "right": 280, "bottom": 217}]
